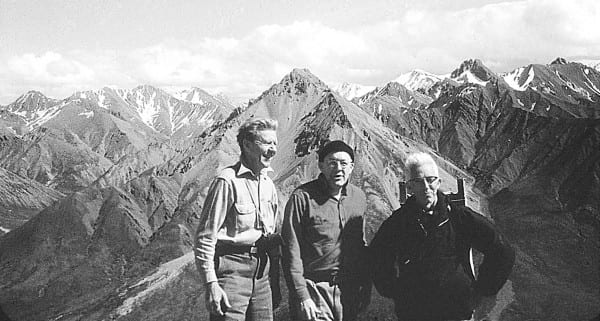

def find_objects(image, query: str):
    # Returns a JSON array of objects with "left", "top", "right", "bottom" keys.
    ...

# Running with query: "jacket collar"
[{"left": 405, "top": 191, "right": 450, "bottom": 225}]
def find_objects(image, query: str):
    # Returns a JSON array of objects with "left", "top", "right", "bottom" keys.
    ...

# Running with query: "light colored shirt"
[{"left": 194, "top": 161, "right": 279, "bottom": 284}]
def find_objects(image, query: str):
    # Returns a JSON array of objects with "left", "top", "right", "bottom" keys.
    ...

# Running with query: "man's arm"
[
  {"left": 368, "top": 213, "right": 400, "bottom": 298},
  {"left": 194, "top": 177, "right": 232, "bottom": 284},
  {"left": 282, "top": 193, "right": 323, "bottom": 320},
  {"left": 463, "top": 207, "right": 516, "bottom": 296},
  {"left": 194, "top": 177, "right": 234, "bottom": 316},
  {"left": 281, "top": 193, "right": 311, "bottom": 302}
]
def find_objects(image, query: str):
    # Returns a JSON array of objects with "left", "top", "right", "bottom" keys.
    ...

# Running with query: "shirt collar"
[
  {"left": 317, "top": 173, "right": 349, "bottom": 198},
  {"left": 236, "top": 160, "right": 273, "bottom": 177}
]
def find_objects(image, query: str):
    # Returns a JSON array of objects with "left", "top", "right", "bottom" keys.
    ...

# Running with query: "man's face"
[
  {"left": 243, "top": 129, "right": 277, "bottom": 171},
  {"left": 407, "top": 162, "right": 441, "bottom": 210},
  {"left": 318, "top": 151, "right": 354, "bottom": 191}
]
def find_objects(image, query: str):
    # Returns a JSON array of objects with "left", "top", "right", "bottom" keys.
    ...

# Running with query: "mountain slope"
[{"left": 0, "top": 167, "right": 64, "bottom": 236}]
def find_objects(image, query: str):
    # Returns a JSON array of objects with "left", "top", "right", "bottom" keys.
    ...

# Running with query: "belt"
[
  {"left": 215, "top": 243, "right": 259, "bottom": 256},
  {"left": 307, "top": 271, "right": 340, "bottom": 286}
]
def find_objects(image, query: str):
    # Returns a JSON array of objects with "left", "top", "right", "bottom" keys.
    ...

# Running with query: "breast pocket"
[
  {"left": 306, "top": 215, "right": 333, "bottom": 244},
  {"left": 234, "top": 203, "right": 256, "bottom": 231}
]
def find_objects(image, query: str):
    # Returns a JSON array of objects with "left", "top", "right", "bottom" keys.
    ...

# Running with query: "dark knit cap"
[{"left": 317, "top": 140, "right": 354, "bottom": 162}]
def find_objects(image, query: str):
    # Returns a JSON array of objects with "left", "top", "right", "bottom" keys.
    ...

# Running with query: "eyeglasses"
[
  {"left": 254, "top": 140, "right": 277, "bottom": 148},
  {"left": 408, "top": 176, "right": 439, "bottom": 186},
  {"left": 325, "top": 159, "right": 353, "bottom": 169}
]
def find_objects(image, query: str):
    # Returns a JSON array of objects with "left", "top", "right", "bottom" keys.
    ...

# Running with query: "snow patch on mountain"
[
  {"left": 97, "top": 91, "right": 109, "bottom": 109},
  {"left": 134, "top": 90, "right": 160, "bottom": 128},
  {"left": 584, "top": 74, "right": 600, "bottom": 94},
  {"left": 169, "top": 87, "right": 209, "bottom": 104},
  {"left": 453, "top": 70, "right": 489, "bottom": 86},
  {"left": 333, "top": 82, "right": 376, "bottom": 101},
  {"left": 78, "top": 111, "right": 94, "bottom": 119},
  {"left": 504, "top": 67, "right": 535, "bottom": 91},
  {"left": 190, "top": 91, "right": 205, "bottom": 105},
  {"left": 29, "top": 103, "right": 64, "bottom": 128},
  {"left": 392, "top": 69, "right": 442, "bottom": 92}
]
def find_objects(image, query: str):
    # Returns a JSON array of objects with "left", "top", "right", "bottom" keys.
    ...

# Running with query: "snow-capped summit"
[
  {"left": 333, "top": 82, "right": 377, "bottom": 101},
  {"left": 392, "top": 69, "right": 443, "bottom": 93},
  {"left": 6, "top": 91, "right": 58, "bottom": 118},
  {"left": 168, "top": 87, "right": 236, "bottom": 108},
  {"left": 450, "top": 59, "right": 496, "bottom": 86},
  {"left": 503, "top": 66, "right": 535, "bottom": 92},
  {"left": 171, "top": 87, "right": 210, "bottom": 105}
]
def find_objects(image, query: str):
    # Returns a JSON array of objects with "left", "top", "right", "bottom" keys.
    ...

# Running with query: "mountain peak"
[
  {"left": 170, "top": 87, "right": 214, "bottom": 104},
  {"left": 451, "top": 59, "right": 485, "bottom": 76},
  {"left": 259, "top": 68, "right": 329, "bottom": 100},
  {"left": 132, "top": 84, "right": 165, "bottom": 96},
  {"left": 550, "top": 57, "right": 568, "bottom": 65},
  {"left": 15, "top": 90, "right": 48, "bottom": 104},
  {"left": 7, "top": 90, "right": 56, "bottom": 115},
  {"left": 450, "top": 58, "right": 496, "bottom": 85},
  {"left": 333, "top": 82, "right": 376, "bottom": 101},
  {"left": 22, "top": 90, "right": 47, "bottom": 98},
  {"left": 393, "top": 69, "right": 442, "bottom": 92},
  {"left": 286, "top": 68, "right": 328, "bottom": 87}
]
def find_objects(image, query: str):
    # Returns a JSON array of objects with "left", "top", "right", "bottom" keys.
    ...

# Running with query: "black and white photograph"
[{"left": 0, "top": 1, "right": 599, "bottom": 320}]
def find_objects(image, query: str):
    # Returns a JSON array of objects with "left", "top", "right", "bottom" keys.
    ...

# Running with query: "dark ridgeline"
[{"left": 0, "top": 58, "right": 598, "bottom": 321}]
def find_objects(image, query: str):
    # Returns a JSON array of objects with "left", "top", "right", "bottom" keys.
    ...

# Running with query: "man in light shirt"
[{"left": 195, "top": 118, "right": 281, "bottom": 321}]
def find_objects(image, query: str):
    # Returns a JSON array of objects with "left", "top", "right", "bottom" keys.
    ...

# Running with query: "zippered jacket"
[{"left": 369, "top": 191, "right": 515, "bottom": 320}]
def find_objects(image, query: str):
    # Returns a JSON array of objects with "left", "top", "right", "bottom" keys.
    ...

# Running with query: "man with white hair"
[{"left": 370, "top": 152, "right": 515, "bottom": 321}]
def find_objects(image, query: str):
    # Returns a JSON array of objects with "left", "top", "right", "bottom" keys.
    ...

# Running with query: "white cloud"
[
  {"left": 2, "top": 0, "right": 599, "bottom": 105},
  {"left": 7, "top": 51, "right": 94, "bottom": 84}
]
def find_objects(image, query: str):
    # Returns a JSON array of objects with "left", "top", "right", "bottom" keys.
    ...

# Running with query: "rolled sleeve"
[{"left": 194, "top": 177, "right": 232, "bottom": 284}]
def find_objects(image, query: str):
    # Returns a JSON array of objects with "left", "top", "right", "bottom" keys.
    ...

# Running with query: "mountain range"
[{"left": 0, "top": 58, "right": 598, "bottom": 321}]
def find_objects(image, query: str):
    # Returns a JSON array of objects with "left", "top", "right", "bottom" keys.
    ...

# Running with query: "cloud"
[
  {"left": 2, "top": 0, "right": 599, "bottom": 105},
  {"left": 6, "top": 51, "right": 94, "bottom": 84}
]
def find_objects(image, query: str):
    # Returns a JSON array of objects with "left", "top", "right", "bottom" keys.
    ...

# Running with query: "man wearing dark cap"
[{"left": 282, "top": 140, "right": 370, "bottom": 321}]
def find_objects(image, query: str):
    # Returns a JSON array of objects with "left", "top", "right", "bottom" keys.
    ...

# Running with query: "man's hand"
[
  {"left": 205, "top": 282, "right": 231, "bottom": 316},
  {"left": 299, "top": 299, "right": 320, "bottom": 321},
  {"left": 473, "top": 294, "right": 497, "bottom": 321}
]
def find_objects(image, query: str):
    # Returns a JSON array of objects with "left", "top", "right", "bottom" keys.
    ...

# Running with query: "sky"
[{"left": 1, "top": 0, "right": 599, "bottom": 105}]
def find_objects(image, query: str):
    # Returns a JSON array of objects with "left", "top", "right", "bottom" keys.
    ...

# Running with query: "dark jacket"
[{"left": 369, "top": 191, "right": 515, "bottom": 320}]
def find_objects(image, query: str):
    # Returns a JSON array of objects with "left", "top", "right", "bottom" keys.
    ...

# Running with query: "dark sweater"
[{"left": 369, "top": 192, "right": 515, "bottom": 320}]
